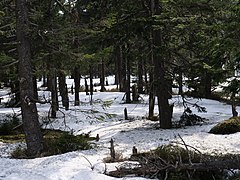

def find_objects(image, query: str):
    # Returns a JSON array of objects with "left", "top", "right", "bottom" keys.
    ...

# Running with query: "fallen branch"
[{"left": 108, "top": 158, "right": 240, "bottom": 178}]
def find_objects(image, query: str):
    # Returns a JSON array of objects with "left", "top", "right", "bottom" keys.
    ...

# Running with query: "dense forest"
[{"left": 0, "top": 0, "right": 240, "bottom": 178}]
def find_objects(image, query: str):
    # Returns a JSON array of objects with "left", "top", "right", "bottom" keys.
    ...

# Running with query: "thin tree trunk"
[
  {"left": 10, "top": 79, "right": 20, "bottom": 107},
  {"left": 204, "top": 73, "right": 212, "bottom": 98},
  {"left": 42, "top": 73, "right": 47, "bottom": 87},
  {"left": 178, "top": 71, "right": 183, "bottom": 95},
  {"left": 231, "top": 92, "right": 238, "bottom": 117},
  {"left": 47, "top": 74, "right": 52, "bottom": 91},
  {"left": 126, "top": 54, "right": 131, "bottom": 103},
  {"left": 59, "top": 71, "right": 69, "bottom": 110},
  {"left": 119, "top": 45, "right": 126, "bottom": 92},
  {"left": 114, "top": 46, "right": 119, "bottom": 88},
  {"left": 16, "top": 0, "right": 43, "bottom": 156},
  {"left": 100, "top": 59, "right": 106, "bottom": 92},
  {"left": 132, "top": 84, "right": 139, "bottom": 102},
  {"left": 74, "top": 66, "right": 80, "bottom": 106},
  {"left": 46, "top": 62, "right": 52, "bottom": 91},
  {"left": 144, "top": 59, "right": 148, "bottom": 94},
  {"left": 51, "top": 69, "right": 58, "bottom": 118},
  {"left": 137, "top": 59, "right": 144, "bottom": 94},
  {"left": 32, "top": 74, "right": 38, "bottom": 100},
  {"left": 148, "top": 65, "right": 155, "bottom": 118},
  {"left": 42, "top": 62, "right": 47, "bottom": 87},
  {"left": 148, "top": 22, "right": 155, "bottom": 119},
  {"left": 85, "top": 78, "right": 89, "bottom": 95},
  {"left": 89, "top": 65, "right": 94, "bottom": 104}
]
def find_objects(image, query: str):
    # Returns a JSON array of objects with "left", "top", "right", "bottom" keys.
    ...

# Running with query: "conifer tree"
[{"left": 16, "top": 0, "right": 43, "bottom": 156}]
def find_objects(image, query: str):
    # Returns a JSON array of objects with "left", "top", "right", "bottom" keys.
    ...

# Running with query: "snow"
[{"left": 0, "top": 76, "right": 240, "bottom": 180}]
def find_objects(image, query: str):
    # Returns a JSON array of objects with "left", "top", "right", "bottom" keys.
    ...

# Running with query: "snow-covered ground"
[{"left": 0, "top": 76, "right": 240, "bottom": 180}]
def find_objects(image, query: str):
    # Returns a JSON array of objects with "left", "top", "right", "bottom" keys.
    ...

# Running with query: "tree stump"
[
  {"left": 124, "top": 108, "right": 128, "bottom": 120},
  {"left": 110, "top": 138, "right": 115, "bottom": 160}
]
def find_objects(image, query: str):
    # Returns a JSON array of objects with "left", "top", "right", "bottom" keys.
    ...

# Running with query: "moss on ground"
[
  {"left": 209, "top": 116, "right": 240, "bottom": 134},
  {"left": 0, "top": 128, "right": 95, "bottom": 158}
]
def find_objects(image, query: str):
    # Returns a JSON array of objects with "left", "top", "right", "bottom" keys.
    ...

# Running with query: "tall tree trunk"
[
  {"left": 144, "top": 58, "right": 148, "bottom": 93},
  {"left": 199, "top": 71, "right": 212, "bottom": 98},
  {"left": 231, "top": 92, "right": 238, "bottom": 117},
  {"left": 126, "top": 54, "right": 131, "bottom": 103},
  {"left": 178, "top": 70, "right": 183, "bottom": 95},
  {"left": 59, "top": 71, "right": 69, "bottom": 110},
  {"left": 51, "top": 69, "right": 58, "bottom": 118},
  {"left": 32, "top": 73, "right": 38, "bottom": 100},
  {"left": 85, "top": 78, "right": 89, "bottom": 95},
  {"left": 8, "top": 67, "right": 20, "bottom": 107},
  {"left": 148, "top": 20, "right": 155, "bottom": 119},
  {"left": 42, "top": 62, "right": 47, "bottom": 87},
  {"left": 89, "top": 65, "right": 94, "bottom": 104},
  {"left": 204, "top": 72, "right": 212, "bottom": 98},
  {"left": 152, "top": 0, "right": 172, "bottom": 129},
  {"left": 46, "top": 62, "right": 52, "bottom": 91},
  {"left": 100, "top": 59, "right": 106, "bottom": 92},
  {"left": 119, "top": 45, "right": 126, "bottom": 92},
  {"left": 114, "top": 46, "right": 119, "bottom": 88},
  {"left": 148, "top": 71, "right": 155, "bottom": 119},
  {"left": 42, "top": 73, "right": 47, "bottom": 87},
  {"left": 137, "top": 58, "right": 144, "bottom": 94},
  {"left": 16, "top": 0, "right": 43, "bottom": 156},
  {"left": 10, "top": 79, "right": 20, "bottom": 107},
  {"left": 74, "top": 66, "right": 80, "bottom": 106}
]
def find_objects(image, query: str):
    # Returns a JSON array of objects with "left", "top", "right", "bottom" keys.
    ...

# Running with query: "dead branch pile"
[{"left": 107, "top": 140, "right": 240, "bottom": 179}]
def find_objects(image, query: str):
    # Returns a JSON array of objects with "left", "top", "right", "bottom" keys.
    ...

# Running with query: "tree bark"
[
  {"left": 178, "top": 71, "right": 183, "bottom": 95},
  {"left": 151, "top": 0, "right": 172, "bottom": 129},
  {"left": 231, "top": 92, "right": 238, "bottom": 117},
  {"left": 32, "top": 74, "right": 38, "bottom": 100},
  {"left": 132, "top": 85, "right": 138, "bottom": 102},
  {"left": 89, "top": 65, "right": 94, "bottom": 104},
  {"left": 42, "top": 73, "right": 46, "bottom": 87},
  {"left": 144, "top": 59, "right": 148, "bottom": 93},
  {"left": 148, "top": 7, "right": 155, "bottom": 119},
  {"left": 74, "top": 66, "right": 80, "bottom": 106},
  {"left": 100, "top": 59, "right": 106, "bottom": 92},
  {"left": 84, "top": 78, "right": 89, "bottom": 95},
  {"left": 59, "top": 71, "right": 69, "bottom": 110},
  {"left": 137, "top": 59, "right": 144, "bottom": 94},
  {"left": 148, "top": 75, "right": 155, "bottom": 119},
  {"left": 10, "top": 80, "right": 20, "bottom": 107},
  {"left": 119, "top": 45, "right": 126, "bottom": 92},
  {"left": 51, "top": 69, "right": 58, "bottom": 118},
  {"left": 16, "top": 0, "right": 43, "bottom": 156},
  {"left": 114, "top": 46, "right": 119, "bottom": 88},
  {"left": 148, "top": 31, "right": 155, "bottom": 119},
  {"left": 204, "top": 72, "right": 212, "bottom": 98},
  {"left": 125, "top": 52, "right": 131, "bottom": 103}
]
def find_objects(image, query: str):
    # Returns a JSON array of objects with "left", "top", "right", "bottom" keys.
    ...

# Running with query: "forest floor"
[{"left": 0, "top": 76, "right": 240, "bottom": 180}]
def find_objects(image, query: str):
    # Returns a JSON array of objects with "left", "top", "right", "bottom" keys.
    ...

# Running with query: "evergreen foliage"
[
  {"left": 0, "top": 0, "right": 240, "bottom": 155},
  {"left": 0, "top": 115, "right": 21, "bottom": 135},
  {"left": 2, "top": 129, "right": 95, "bottom": 158}
]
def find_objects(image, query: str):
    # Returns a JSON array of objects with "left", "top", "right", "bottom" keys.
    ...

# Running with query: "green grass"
[{"left": 0, "top": 134, "right": 25, "bottom": 143}]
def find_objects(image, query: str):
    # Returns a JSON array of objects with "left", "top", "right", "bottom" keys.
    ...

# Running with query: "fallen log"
[{"left": 108, "top": 159, "right": 240, "bottom": 178}]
